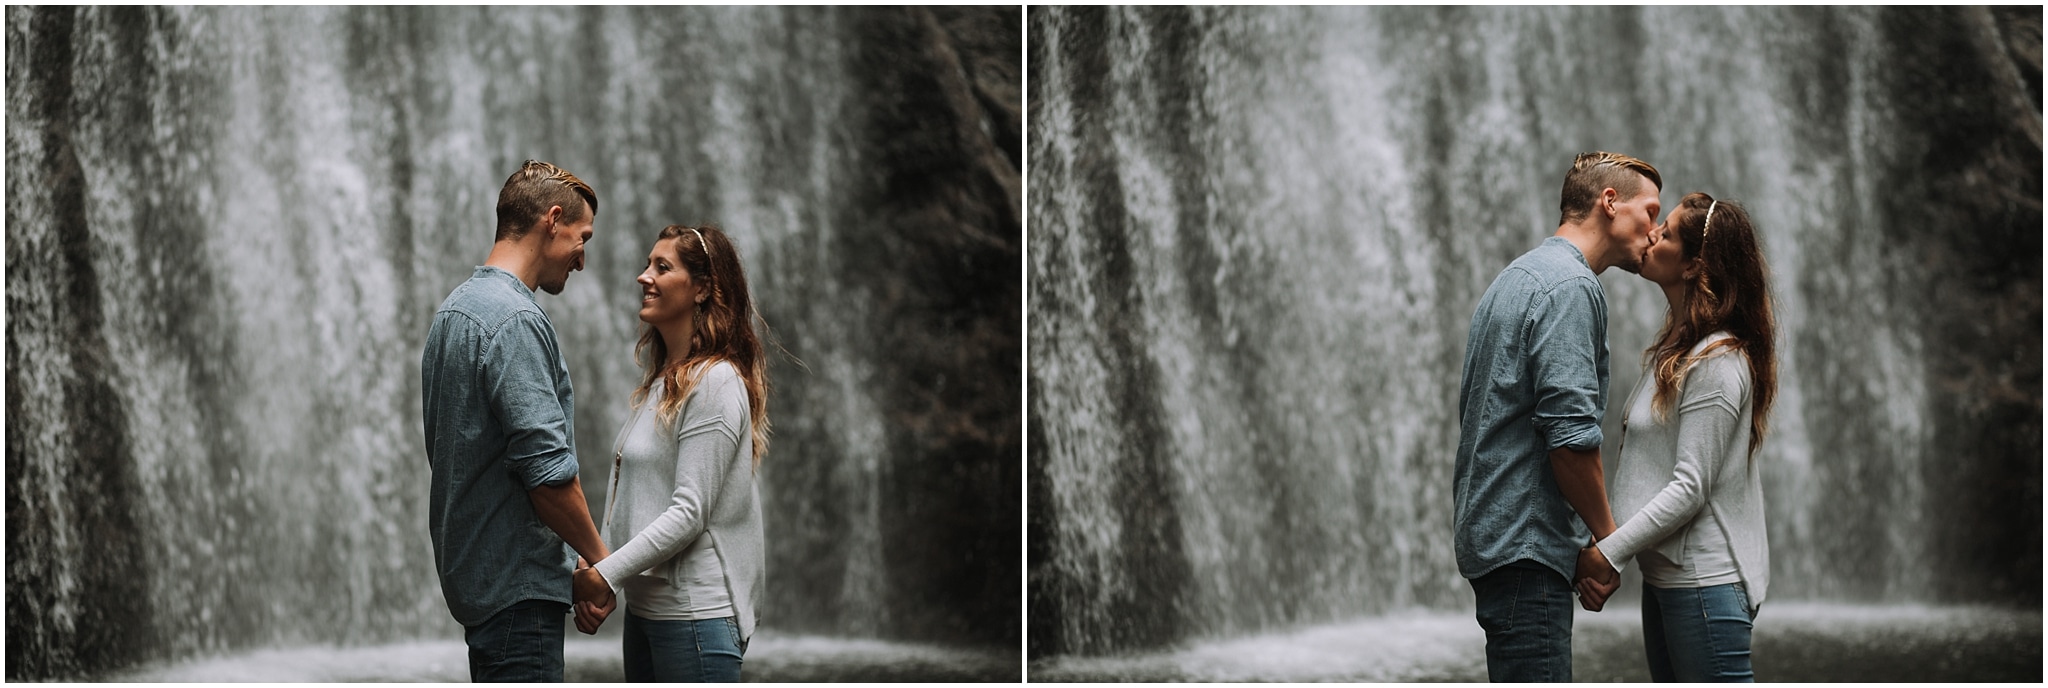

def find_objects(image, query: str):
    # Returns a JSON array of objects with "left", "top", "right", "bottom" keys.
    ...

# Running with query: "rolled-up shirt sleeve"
[
  {"left": 484, "top": 312, "right": 579, "bottom": 489},
  {"left": 1527, "top": 280, "right": 1605, "bottom": 452}
]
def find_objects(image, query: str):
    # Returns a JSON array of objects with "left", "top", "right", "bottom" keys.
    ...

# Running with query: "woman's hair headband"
[{"left": 690, "top": 227, "right": 711, "bottom": 261}]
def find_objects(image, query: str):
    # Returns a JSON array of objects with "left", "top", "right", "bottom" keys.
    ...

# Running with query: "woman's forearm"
[
  {"left": 593, "top": 416, "right": 739, "bottom": 584},
  {"left": 1597, "top": 467, "right": 1707, "bottom": 567},
  {"left": 1600, "top": 359, "right": 1746, "bottom": 565}
]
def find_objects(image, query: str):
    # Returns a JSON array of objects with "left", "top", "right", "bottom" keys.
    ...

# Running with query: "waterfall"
[
  {"left": 1028, "top": 5, "right": 2039, "bottom": 656},
  {"left": 6, "top": 6, "right": 1020, "bottom": 679}
]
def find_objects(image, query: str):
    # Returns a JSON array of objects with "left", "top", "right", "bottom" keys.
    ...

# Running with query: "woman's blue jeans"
[
  {"left": 622, "top": 613, "right": 747, "bottom": 682},
  {"left": 1641, "top": 582, "right": 1757, "bottom": 682}
]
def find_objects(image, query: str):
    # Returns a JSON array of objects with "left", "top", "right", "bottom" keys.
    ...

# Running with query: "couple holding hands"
[
  {"left": 422, "top": 161, "right": 768, "bottom": 682},
  {"left": 1455, "top": 152, "right": 1777, "bottom": 682}
]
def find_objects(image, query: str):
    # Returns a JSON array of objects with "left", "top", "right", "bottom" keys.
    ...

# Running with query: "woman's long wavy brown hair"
[
  {"left": 1645, "top": 193, "right": 1778, "bottom": 457},
  {"left": 632, "top": 224, "right": 771, "bottom": 466}
]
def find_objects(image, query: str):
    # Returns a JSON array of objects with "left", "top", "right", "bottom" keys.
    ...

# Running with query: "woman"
[
  {"left": 1578, "top": 193, "right": 1777, "bottom": 682},
  {"left": 574, "top": 224, "right": 770, "bottom": 682}
]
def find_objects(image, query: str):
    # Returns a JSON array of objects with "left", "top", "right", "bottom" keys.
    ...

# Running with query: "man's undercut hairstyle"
[
  {"left": 495, "top": 160, "right": 598, "bottom": 242},
  {"left": 1557, "top": 151, "right": 1662, "bottom": 225}
]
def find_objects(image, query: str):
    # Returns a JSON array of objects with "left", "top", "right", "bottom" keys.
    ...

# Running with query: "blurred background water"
[
  {"left": 1027, "top": 4, "right": 2040, "bottom": 669},
  {"left": 6, "top": 6, "right": 1020, "bottom": 681}
]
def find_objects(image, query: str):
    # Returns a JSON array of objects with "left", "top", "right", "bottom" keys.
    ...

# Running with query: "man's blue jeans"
[
  {"left": 622, "top": 613, "right": 747, "bottom": 682},
  {"left": 464, "top": 599, "right": 568, "bottom": 682},
  {"left": 1470, "top": 559, "right": 1574, "bottom": 682},
  {"left": 1642, "top": 582, "right": 1756, "bottom": 682}
]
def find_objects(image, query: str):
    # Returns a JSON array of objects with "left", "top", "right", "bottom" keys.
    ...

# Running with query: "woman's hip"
[{"left": 622, "top": 614, "right": 746, "bottom": 682}]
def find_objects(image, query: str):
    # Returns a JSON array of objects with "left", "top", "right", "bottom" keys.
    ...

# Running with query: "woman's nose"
[{"left": 637, "top": 272, "right": 654, "bottom": 285}]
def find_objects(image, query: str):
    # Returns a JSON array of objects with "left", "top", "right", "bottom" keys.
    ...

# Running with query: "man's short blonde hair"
[
  {"left": 495, "top": 160, "right": 597, "bottom": 241},
  {"left": 1558, "top": 152, "right": 1661, "bottom": 225}
]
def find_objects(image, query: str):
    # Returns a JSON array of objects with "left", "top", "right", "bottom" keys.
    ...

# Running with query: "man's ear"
[{"left": 543, "top": 205, "right": 565, "bottom": 235}]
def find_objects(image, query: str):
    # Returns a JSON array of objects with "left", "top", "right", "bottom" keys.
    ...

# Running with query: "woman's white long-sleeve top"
[
  {"left": 1596, "top": 332, "right": 1769, "bottom": 613},
  {"left": 593, "top": 361, "right": 765, "bottom": 641}
]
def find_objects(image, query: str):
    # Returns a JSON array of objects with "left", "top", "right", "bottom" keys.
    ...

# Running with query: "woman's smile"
[{"left": 636, "top": 236, "right": 700, "bottom": 325}]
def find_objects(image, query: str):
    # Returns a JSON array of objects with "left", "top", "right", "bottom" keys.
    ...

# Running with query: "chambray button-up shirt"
[
  {"left": 422, "top": 266, "right": 580, "bottom": 627},
  {"left": 1454, "top": 237, "right": 1609, "bottom": 583}
]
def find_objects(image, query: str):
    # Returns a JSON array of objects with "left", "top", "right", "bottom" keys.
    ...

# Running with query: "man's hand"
[
  {"left": 572, "top": 560, "right": 615, "bottom": 633},
  {"left": 1574, "top": 544, "right": 1619, "bottom": 611},
  {"left": 574, "top": 595, "right": 616, "bottom": 634}
]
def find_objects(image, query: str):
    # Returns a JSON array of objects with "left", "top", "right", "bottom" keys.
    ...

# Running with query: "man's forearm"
[
  {"left": 1549, "top": 445, "right": 1617, "bottom": 541},
  {"left": 529, "top": 477, "right": 611, "bottom": 564}
]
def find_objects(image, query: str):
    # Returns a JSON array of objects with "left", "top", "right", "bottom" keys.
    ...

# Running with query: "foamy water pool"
[
  {"left": 98, "top": 632, "right": 1018, "bottom": 682},
  {"left": 1029, "top": 603, "right": 2041, "bottom": 682}
]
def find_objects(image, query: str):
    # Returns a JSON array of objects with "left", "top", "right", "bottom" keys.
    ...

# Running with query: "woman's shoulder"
[
  {"left": 687, "top": 360, "right": 748, "bottom": 406},
  {"left": 698, "top": 360, "right": 742, "bottom": 387},
  {"left": 1685, "top": 332, "right": 1751, "bottom": 391},
  {"left": 1689, "top": 330, "right": 1738, "bottom": 354}
]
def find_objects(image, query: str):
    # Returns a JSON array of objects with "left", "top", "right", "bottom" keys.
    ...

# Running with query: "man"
[
  {"left": 422, "top": 160, "right": 617, "bottom": 682},
  {"left": 1453, "top": 152, "right": 1662, "bottom": 682}
]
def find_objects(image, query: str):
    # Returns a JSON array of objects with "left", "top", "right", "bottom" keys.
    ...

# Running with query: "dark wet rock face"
[{"left": 7, "top": 6, "right": 1018, "bottom": 680}]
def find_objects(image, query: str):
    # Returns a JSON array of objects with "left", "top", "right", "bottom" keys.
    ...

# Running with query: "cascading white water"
[
  {"left": 8, "top": 5, "right": 1021, "bottom": 680},
  {"left": 1028, "top": 5, "right": 2039, "bottom": 657}
]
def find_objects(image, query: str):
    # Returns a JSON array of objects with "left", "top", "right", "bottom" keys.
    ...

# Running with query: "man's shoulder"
[
  {"left": 1485, "top": 244, "right": 1597, "bottom": 304},
  {"left": 436, "top": 274, "right": 545, "bottom": 333},
  {"left": 1506, "top": 240, "right": 1596, "bottom": 286}
]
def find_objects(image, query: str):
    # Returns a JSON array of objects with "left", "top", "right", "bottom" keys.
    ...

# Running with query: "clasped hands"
[
  {"left": 572, "top": 557, "right": 616, "bottom": 634},
  {"left": 1574, "top": 543, "right": 1619, "bottom": 611}
]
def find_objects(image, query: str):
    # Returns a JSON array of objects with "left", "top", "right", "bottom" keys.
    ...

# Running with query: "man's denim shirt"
[
  {"left": 422, "top": 266, "right": 580, "bottom": 627},
  {"left": 1454, "top": 237, "right": 1609, "bottom": 583}
]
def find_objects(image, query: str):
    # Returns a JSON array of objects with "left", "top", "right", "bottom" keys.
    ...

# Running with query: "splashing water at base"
[
  {"left": 105, "top": 633, "right": 1020, "bottom": 683},
  {"left": 1028, "top": 604, "right": 2041, "bottom": 682}
]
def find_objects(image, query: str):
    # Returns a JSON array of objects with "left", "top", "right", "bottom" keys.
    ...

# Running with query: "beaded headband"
[
  {"left": 689, "top": 227, "right": 715, "bottom": 310},
  {"left": 689, "top": 227, "right": 710, "bottom": 260},
  {"left": 1701, "top": 200, "right": 1719, "bottom": 243}
]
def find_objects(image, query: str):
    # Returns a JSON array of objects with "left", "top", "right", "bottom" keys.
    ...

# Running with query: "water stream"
[
  {"left": 8, "top": 6, "right": 1020, "bottom": 679},
  {"left": 1028, "top": 5, "right": 2039, "bottom": 657}
]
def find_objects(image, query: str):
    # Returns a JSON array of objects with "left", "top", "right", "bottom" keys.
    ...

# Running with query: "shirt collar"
[
  {"left": 473, "top": 265, "right": 537, "bottom": 302},
  {"left": 1542, "top": 236, "right": 1591, "bottom": 271}
]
